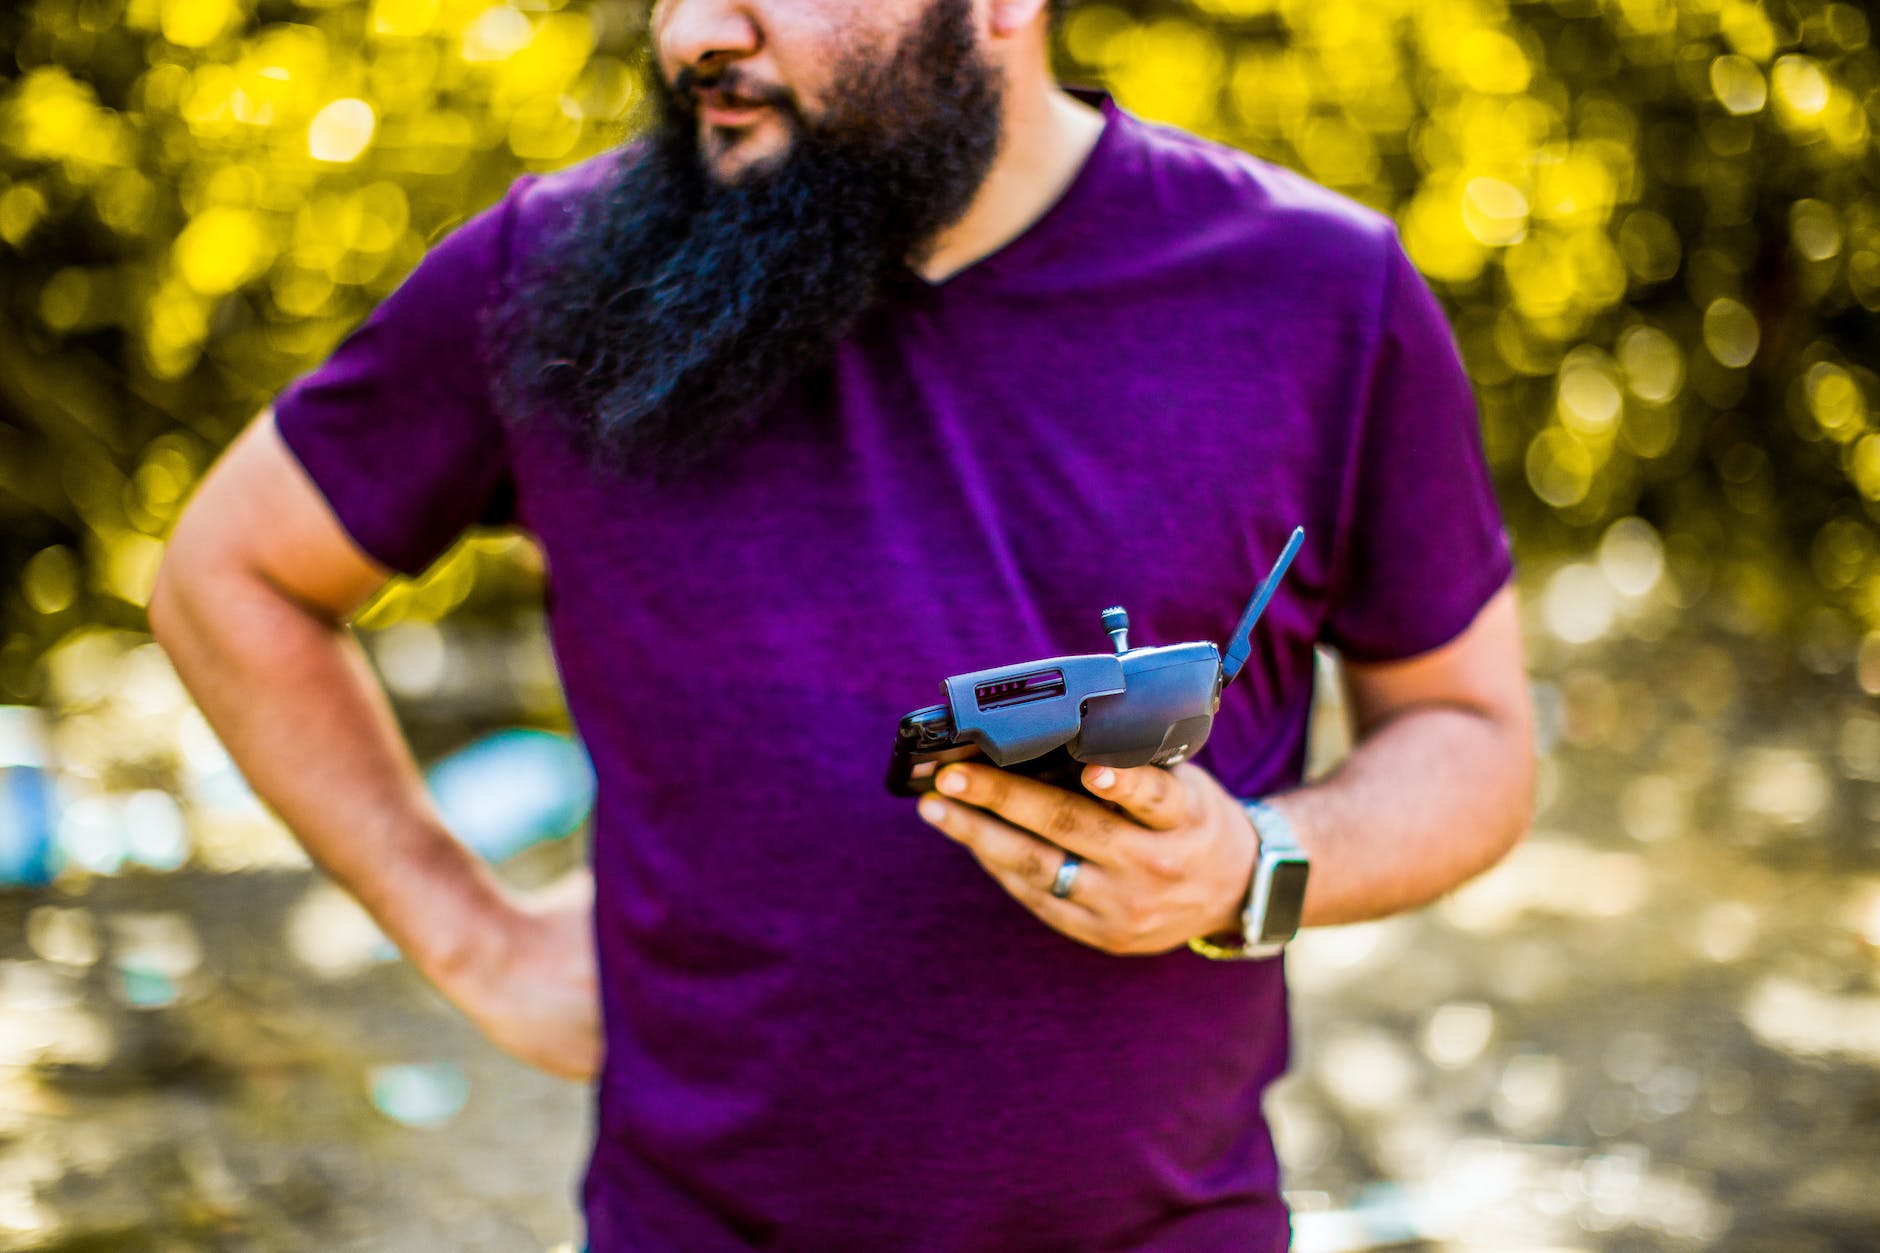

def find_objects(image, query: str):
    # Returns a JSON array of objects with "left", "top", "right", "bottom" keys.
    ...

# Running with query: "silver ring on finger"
[{"left": 1049, "top": 852, "right": 1082, "bottom": 900}]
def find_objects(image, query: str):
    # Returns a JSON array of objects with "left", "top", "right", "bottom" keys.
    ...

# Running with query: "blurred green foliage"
[{"left": 1, "top": 0, "right": 1877, "bottom": 702}]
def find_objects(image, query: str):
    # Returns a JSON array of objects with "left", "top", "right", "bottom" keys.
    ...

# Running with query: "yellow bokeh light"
[
  {"left": 181, "top": 64, "right": 241, "bottom": 138},
  {"left": 1229, "top": 49, "right": 1310, "bottom": 140},
  {"left": 1557, "top": 350, "right": 1624, "bottom": 439},
  {"left": 1063, "top": 5, "right": 1134, "bottom": 70},
  {"left": 308, "top": 98, "right": 377, "bottom": 163},
  {"left": 366, "top": 41, "right": 444, "bottom": 115},
  {"left": 7, "top": 66, "right": 132, "bottom": 178},
  {"left": 1109, "top": 19, "right": 1224, "bottom": 131},
  {"left": 1819, "top": 86, "right": 1871, "bottom": 158},
  {"left": 1461, "top": 177, "right": 1529, "bottom": 247},
  {"left": 1789, "top": 199, "right": 1843, "bottom": 262},
  {"left": 1702, "top": 297, "right": 1759, "bottom": 368},
  {"left": 1532, "top": 147, "right": 1618, "bottom": 226},
  {"left": 1526, "top": 427, "right": 1598, "bottom": 508},
  {"left": 1296, "top": 115, "right": 1379, "bottom": 190},
  {"left": 38, "top": 268, "right": 92, "bottom": 333},
  {"left": 292, "top": 191, "right": 366, "bottom": 273},
  {"left": 461, "top": 4, "right": 533, "bottom": 63},
  {"left": 1851, "top": 435, "right": 1880, "bottom": 501},
  {"left": 1709, "top": 55, "right": 1767, "bottom": 115},
  {"left": 1770, "top": 55, "right": 1830, "bottom": 122},
  {"left": 1401, "top": 180, "right": 1490, "bottom": 284},
  {"left": 1616, "top": 209, "right": 1681, "bottom": 284},
  {"left": 1444, "top": 97, "right": 1561, "bottom": 169},
  {"left": 1455, "top": 28, "right": 1531, "bottom": 94},
  {"left": 1504, "top": 233, "right": 1577, "bottom": 321},
  {"left": 1617, "top": 0, "right": 1679, "bottom": 38},
  {"left": 242, "top": 24, "right": 333, "bottom": 124},
  {"left": 0, "top": 184, "right": 49, "bottom": 247},
  {"left": 172, "top": 207, "right": 272, "bottom": 295},
  {"left": 270, "top": 267, "right": 335, "bottom": 318},
  {"left": 94, "top": 168, "right": 157, "bottom": 237},
  {"left": 372, "top": 0, "right": 441, "bottom": 39},
  {"left": 491, "top": 10, "right": 595, "bottom": 106},
  {"left": 23, "top": 547, "right": 79, "bottom": 617},
  {"left": 136, "top": 62, "right": 192, "bottom": 112},
  {"left": 1807, "top": 363, "right": 1869, "bottom": 442},
  {"left": 508, "top": 94, "right": 584, "bottom": 162},
  {"left": 100, "top": 532, "right": 166, "bottom": 607},
  {"left": 1617, "top": 324, "right": 1684, "bottom": 404},
  {"left": 198, "top": 162, "right": 264, "bottom": 212},
  {"left": 1720, "top": 1, "right": 1778, "bottom": 62},
  {"left": 8, "top": 67, "right": 98, "bottom": 160},
  {"left": 1189, "top": 0, "right": 1282, "bottom": 18},
  {"left": 159, "top": 0, "right": 241, "bottom": 49},
  {"left": 1811, "top": 518, "right": 1871, "bottom": 590},
  {"left": 1619, "top": 397, "right": 1679, "bottom": 460},
  {"left": 358, "top": 182, "right": 412, "bottom": 251},
  {"left": 1563, "top": 229, "right": 1628, "bottom": 312}
]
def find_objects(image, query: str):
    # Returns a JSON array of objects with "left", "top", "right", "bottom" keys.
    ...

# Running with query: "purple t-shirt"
[{"left": 274, "top": 91, "right": 1514, "bottom": 1252}]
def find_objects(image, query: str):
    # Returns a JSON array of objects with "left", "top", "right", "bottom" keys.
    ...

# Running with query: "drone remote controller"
[{"left": 885, "top": 527, "right": 1305, "bottom": 798}]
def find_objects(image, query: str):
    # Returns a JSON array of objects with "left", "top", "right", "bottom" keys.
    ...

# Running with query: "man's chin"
[{"left": 698, "top": 119, "right": 794, "bottom": 185}]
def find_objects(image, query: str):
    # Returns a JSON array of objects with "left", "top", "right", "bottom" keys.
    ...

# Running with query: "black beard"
[{"left": 486, "top": 0, "right": 1004, "bottom": 482}]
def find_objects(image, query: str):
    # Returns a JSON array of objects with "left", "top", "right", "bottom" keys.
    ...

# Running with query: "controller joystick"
[{"left": 1101, "top": 607, "right": 1130, "bottom": 654}]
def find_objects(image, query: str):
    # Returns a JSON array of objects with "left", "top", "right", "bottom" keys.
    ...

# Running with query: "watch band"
[{"left": 1187, "top": 797, "right": 1310, "bottom": 960}]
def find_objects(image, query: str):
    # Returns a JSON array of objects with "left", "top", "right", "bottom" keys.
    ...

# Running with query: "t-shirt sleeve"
[
  {"left": 1320, "top": 229, "right": 1517, "bottom": 662},
  {"left": 271, "top": 173, "right": 538, "bottom": 577}
]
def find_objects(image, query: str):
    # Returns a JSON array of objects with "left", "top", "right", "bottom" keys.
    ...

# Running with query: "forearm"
[
  {"left": 149, "top": 564, "right": 511, "bottom": 985},
  {"left": 1266, "top": 702, "right": 1535, "bottom": 929}
]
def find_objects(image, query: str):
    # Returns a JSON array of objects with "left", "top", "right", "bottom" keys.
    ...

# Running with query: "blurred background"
[{"left": 0, "top": 0, "right": 1877, "bottom": 1248}]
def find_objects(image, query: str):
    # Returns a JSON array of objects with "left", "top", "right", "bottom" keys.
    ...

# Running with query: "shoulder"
[
  {"left": 505, "top": 146, "right": 631, "bottom": 251},
  {"left": 1104, "top": 109, "right": 1400, "bottom": 298},
  {"left": 1119, "top": 111, "right": 1394, "bottom": 246},
  {"left": 514, "top": 146, "right": 624, "bottom": 211},
  {"left": 422, "top": 147, "right": 630, "bottom": 305}
]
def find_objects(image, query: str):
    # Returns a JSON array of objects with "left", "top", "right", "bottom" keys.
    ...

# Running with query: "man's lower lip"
[{"left": 700, "top": 102, "right": 769, "bottom": 126}]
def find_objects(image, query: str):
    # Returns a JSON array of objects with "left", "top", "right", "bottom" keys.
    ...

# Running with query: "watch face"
[{"left": 1256, "top": 858, "right": 1310, "bottom": 943}]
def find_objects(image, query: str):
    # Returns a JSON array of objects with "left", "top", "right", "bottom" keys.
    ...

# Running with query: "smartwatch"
[{"left": 1187, "top": 797, "right": 1311, "bottom": 960}]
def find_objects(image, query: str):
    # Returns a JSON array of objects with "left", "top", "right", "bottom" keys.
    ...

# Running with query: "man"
[{"left": 150, "top": 0, "right": 1535, "bottom": 1248}]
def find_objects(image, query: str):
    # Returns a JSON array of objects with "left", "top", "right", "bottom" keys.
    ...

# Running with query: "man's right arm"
[{"left": 149, "top": 408, "right": 599, "bottom": 1081}]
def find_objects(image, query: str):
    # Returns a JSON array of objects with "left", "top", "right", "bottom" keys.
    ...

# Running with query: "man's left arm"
[
  {"left": 1263, "top": 580, "right": 1533, "bottom": 929},
  {"left": 914, "top": 580, "right": 1534, "bottom": 953}
]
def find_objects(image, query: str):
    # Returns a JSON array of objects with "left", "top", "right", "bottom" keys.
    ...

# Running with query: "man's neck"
[{"left": 913, "top": 83, "right": 1106, "bottom": 284}]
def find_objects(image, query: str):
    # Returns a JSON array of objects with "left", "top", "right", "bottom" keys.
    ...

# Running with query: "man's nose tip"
[{"left": 654, "top": 0, "right": 761, "bottom": 72}]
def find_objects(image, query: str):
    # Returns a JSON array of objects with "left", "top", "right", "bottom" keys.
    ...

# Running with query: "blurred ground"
[
  {"left": 1277, "top": 622, "right": 1880, "bottom": 1253},
  {"left": 0, "top": 593, "right": 1875, "bottom": 1252},
  {"left": 0, "top": 852, "right": 592, "bottom": 1252}
]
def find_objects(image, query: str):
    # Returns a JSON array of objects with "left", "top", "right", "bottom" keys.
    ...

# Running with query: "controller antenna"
[
  {"left": 1101, "top": 606, "right": 1130, "bottom": 654},
  {"left": 1220, "top": 526, "right": 1306, "bottom": 688}
]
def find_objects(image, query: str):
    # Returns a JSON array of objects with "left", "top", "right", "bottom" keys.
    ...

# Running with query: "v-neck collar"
[{"left": 906, "top": 87, "right": 1124, "bottom": 296}]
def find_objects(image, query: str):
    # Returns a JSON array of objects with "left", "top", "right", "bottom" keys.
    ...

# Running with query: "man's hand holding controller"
[
  {"left": 916, "top": 758, "right": 1271, "bottom": 956},
  {"left": 887, "top": 526, "right": 1311, "bottom": 956}
]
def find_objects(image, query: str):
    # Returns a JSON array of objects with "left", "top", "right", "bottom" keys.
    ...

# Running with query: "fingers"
[
  {"left": 1079, "top": 762, "right": 1192, "bottom": 832},
  {"left": 931, "top": 762, "right": 1137, "bottom": 860},
  {"left": 917, "top": 795, "right": 1109, "bottom": 933}
]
